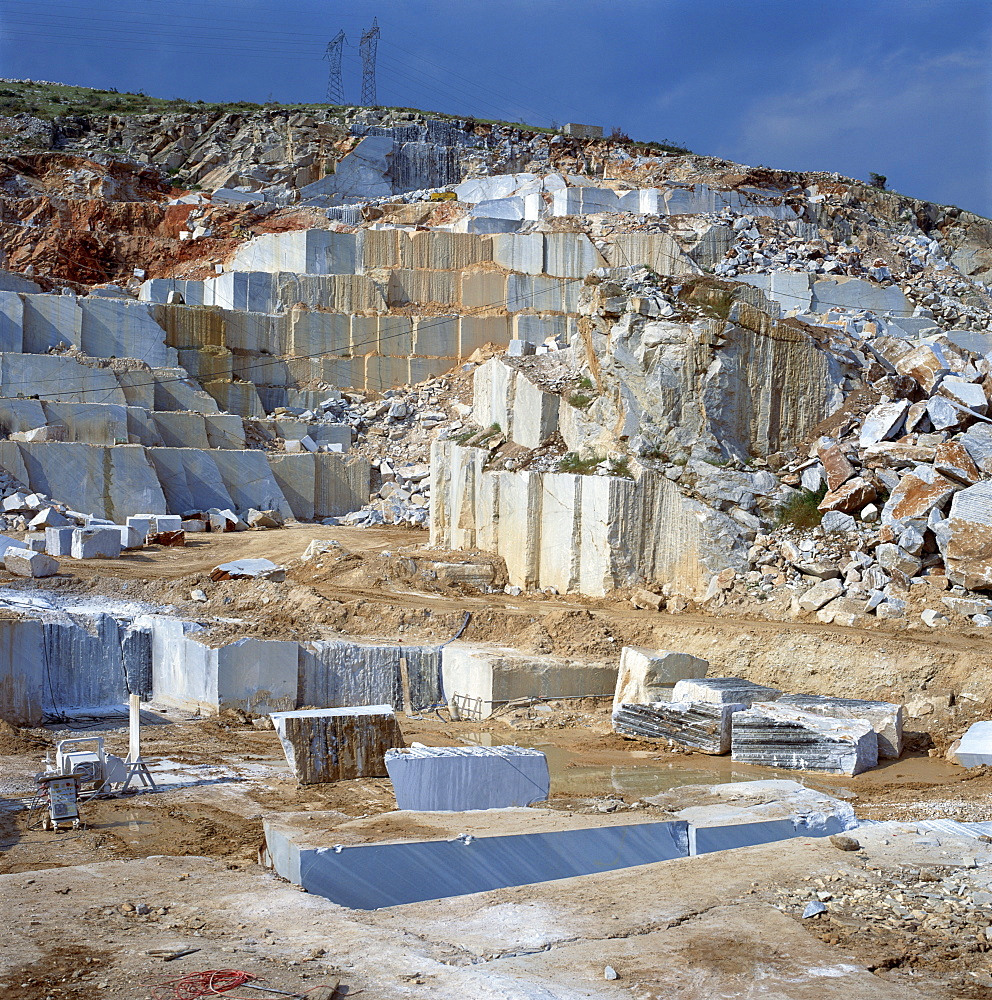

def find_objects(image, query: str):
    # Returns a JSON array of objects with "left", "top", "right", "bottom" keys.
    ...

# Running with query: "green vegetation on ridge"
[{"left": 0, "top": 78, "right": 691, "bottom": 154}]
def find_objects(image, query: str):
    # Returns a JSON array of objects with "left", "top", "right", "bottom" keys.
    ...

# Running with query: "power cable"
[
  {"left": 1, "top": 34, "right": 549, "bottom": 128},
  {"left": 4, "top": 0, "right": 369, "bottom": 21},
  {"left": 379, "top": 40, "right": 557, "bottom": 126},
  {"left": 0, "top": 27, "right": 327, "bottom": 61},
  {"left": 3, "top": 1, "right": 567, "bottom": 125},
  {"left": 0, "top": 12, "right": 366, "bottom": 47},
  {"left": 0, "top": 2, "right": 371, "bottom": 35},
  {"left": 374, "top": 54, "right": 543, "bottom": 125},
  {"left": 0, "top": 13, "right": 560, "bottom": 126}
]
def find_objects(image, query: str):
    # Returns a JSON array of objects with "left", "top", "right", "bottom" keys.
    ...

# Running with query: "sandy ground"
[
  {"left": 1, "top": 523, "right": 991, "bottom": 998},
  {"left": 1, "top": 827, "right": 990, "bottom": 999}
]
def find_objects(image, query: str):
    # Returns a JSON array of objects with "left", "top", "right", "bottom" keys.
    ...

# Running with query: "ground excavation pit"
[{"left": 1, "top": 524, "right": 991, "bottom": 999}]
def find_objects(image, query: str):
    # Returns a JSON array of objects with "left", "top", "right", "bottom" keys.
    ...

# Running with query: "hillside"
[{"left": 1, "top": 74, "right": 992, "bottom": 1000}]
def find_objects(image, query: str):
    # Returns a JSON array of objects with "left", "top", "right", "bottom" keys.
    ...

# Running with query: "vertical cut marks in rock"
[{"left": 271, "top": 705, "right": 404, "bottom": 783}]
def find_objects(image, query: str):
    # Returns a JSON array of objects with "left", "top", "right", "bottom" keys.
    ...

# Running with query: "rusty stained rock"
[
  {"left": 861, "top": 442, "right": 936, "bottom": 469},
  {"left": 944, "top": 481, "right": 992, "bottom": 590},
  {"left": 818, "top": 476, "right": 876, "bottom": 513},
  {"left": 934, "top": 440, "right": 982, "bottom": 484},
  {"left": 148, "top": 530, "right": 185, "bottom": 547},
  {"left": 888, "top": 469, "right": 959, "bottom": 521},
  {"left": 893, "top": 343, "right": 949, "bottom": 394},
  {"left": 877, "top": 523, "right": 898, "bottom": 544},
  {"left": 817, "top": 441, "right": 855, "bottom": 492}
]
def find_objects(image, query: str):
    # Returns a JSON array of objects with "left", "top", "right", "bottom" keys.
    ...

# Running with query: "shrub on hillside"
[{"left": 776, "top": 483, "right": 828, "bottom": 529}]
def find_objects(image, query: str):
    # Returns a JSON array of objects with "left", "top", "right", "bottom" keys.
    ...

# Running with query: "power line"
[
  {"left": 324, "top": 30, "right": 347, "bottom": 105},
  {"left": 0, "top": 29, "right": 548, "bottom": 127},
  {"left": 1, "top": 1, "right": 371, "bottom": 35},
  {"left": 1, "top": 13, "right": 561, "bottom": 128},
  {"left": 379, "top": 40, "right": 556, "bottom": 127},
  {"left": 374, "top": 53, "right": 546, "bottom": 127},
  {"left": 0, "top": 25, "right": 327, "bottom": 60},
  {"left": 0, "top": 13, "right": 352, "bottom": 50},
  {"left": 360, "top": 17, "right": 380, "bottom": 107}
]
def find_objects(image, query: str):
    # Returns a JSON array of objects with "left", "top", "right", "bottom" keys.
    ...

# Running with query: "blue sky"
[{"left": 3, "top": 0, "right": 990, "bottom": 216}]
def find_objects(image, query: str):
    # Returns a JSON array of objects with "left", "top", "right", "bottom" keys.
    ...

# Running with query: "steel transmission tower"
[
  {"left": 324, "top": 30, "right": 346, "bottom": 104},
  {"left": 360, "top": 18, "right": 380, "bottom": 106}
]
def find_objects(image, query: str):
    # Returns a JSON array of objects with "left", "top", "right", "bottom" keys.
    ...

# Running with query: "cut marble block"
[
  {"left": 951, "top": 721, "right": 992, "bottom": 767},
  {"left": 152, "top": 514, "right": 183, "bottom": 533},
  {"left": 45, "top": 526, "right": 73, "bottom": 556},
  {"left": 612, "top": 701, "right": 741, "bottom": 754},
  {"left": 126, "top": 514, "right": 154, "bottom": 539},
  {"left": 4, "top": 546, "right": 59, "bottom": 578},
  {"left": 70, "top": 527, "right": 121, "bottom": 559},
  {"left": 731, "top": 702, "right": 878, "bottom": 775},
  {"left": 777, "top": 693, "right": 903, "bottom": 759},
  {"left": 264, "top": 809, "right": 691, "bottom": 910},
  {"left": 270, "top": 705, "right": 404, "bottom": 783},
  {"left": 442, "top": 642, "right": 615, "bottom": 721},
  {"left": 385, "top": 744, "right": 550, "bottom": 810},
  {"left": 645, "top": 778, "right": 858, "bottom": 854},
  {"left": 671, "top": 676, "right": 782, "bottom": 706},
  {"left": 613, "top": 646, "right": 709, "bottom": 710}
]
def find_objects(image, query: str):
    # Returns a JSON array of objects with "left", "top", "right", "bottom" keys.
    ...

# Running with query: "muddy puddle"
[{"left": 458, "top": 731, "right": 801, "bottom": 799}]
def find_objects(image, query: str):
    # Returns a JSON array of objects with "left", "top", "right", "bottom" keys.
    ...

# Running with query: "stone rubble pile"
[
  {"left": 0, "top": 479, "right": 86, "bottom": 534},
  {"left": 557, "top": 261, "right": 992, "bottom": 611},
  {"left": 736, "top": 327, "right": 992, "bottom": 621},
  {"left": 710, "top": 211, "right": 959, "bottom": 282},
  {"left": 339, "top": 459, "right": 432, "bottom": 528},
  {"left": 765, "top": 832, "right": 992, "bottom": 947},
  {"left": 0, "top": 114, "right": 53, "bottom": 155},
  {"left": 297, "top": 368, "right": 471, "bottom": 528}
]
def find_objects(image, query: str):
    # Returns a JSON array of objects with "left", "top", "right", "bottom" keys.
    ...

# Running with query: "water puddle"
[{"left": 459, "top": 731, "right": 797, "bottom": 799}]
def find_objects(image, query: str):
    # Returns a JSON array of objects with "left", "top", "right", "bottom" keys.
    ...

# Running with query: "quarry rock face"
[
  {"left": 3, "top": 79, "right": 992, "bottom": 1000},
  {"left": 0, "top": 91, "right": 987, "bottom": 619}
]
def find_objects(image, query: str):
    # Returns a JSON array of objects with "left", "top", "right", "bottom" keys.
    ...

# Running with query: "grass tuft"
[
  {"left": 776, "top": 483, "right": 828, "bottom": 529},
  {"left": 560, "top": 452, "right": 603, "bottom": 475}
]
